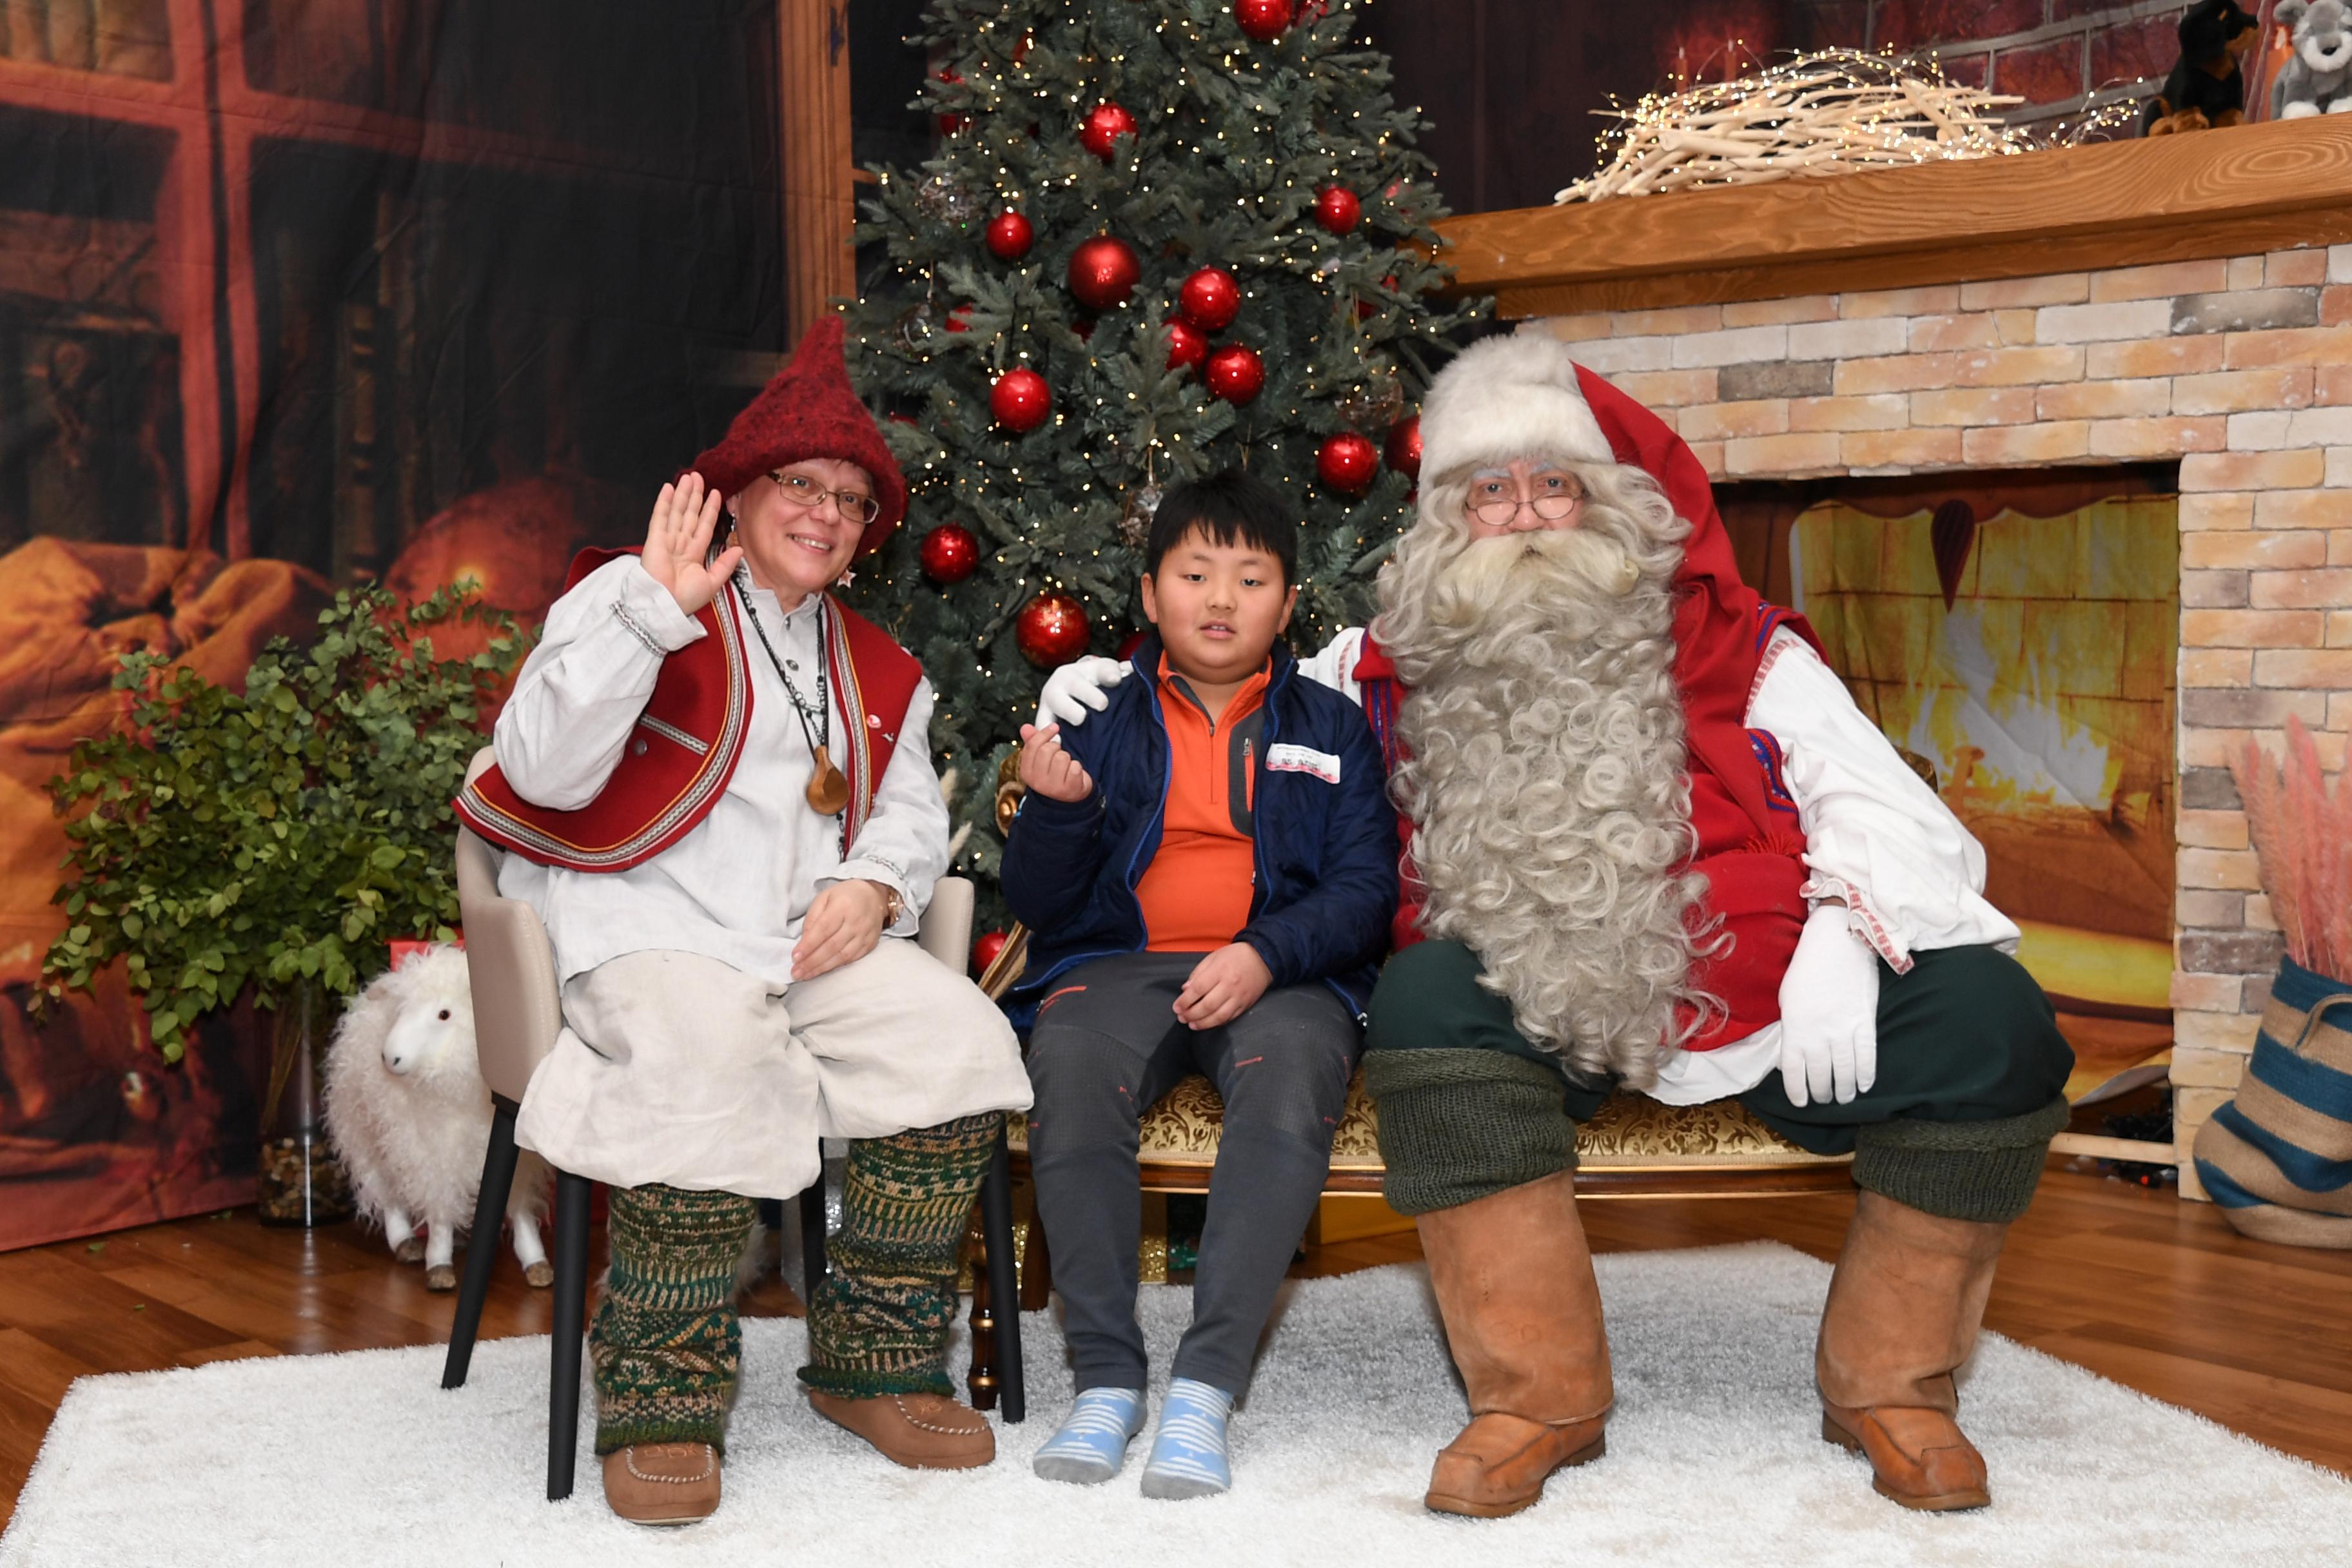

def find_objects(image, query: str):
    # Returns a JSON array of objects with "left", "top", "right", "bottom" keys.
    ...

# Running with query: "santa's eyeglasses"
[
  {"left": 1466, "top": 473, "right": 1585, "bottom": 526},
  {"left": 769, "top": 471, "right": 881, "bottom": 525}
]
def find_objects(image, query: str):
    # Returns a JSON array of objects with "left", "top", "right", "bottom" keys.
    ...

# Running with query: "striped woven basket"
[{"left": 2193, "top": 954, "right": 2352, "bottom": 1248}]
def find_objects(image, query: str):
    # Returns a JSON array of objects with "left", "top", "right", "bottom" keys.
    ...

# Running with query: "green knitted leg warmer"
[
  {"left": 1364, "top": 1048, "right": 1580, "bottom": 1217},
  {"left": 591, "top": 1182, "right": 758, "bottom": 1455},
  {"left": 800, "top": 1111, "right": 1001, "bottom": 1399},
  {"left": 1851, "top": 1095, "right": 2072, "bottom": 1224}
]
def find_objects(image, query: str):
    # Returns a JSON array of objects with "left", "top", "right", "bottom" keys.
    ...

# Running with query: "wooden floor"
[{"left": 3, "top": 1166, "right": 2347, "bottom": 1527}]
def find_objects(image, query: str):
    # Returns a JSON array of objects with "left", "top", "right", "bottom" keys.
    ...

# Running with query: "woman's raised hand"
[{"left": 640, "top": 473, "right": 744, "bottom": 615}]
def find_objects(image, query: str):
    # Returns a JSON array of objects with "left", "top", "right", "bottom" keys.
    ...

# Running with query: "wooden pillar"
[{"left": 778, "top": 0, "right": 856, "bottom": 345}]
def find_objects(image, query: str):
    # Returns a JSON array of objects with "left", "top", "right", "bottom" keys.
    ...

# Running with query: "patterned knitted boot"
[
  {"left": 802, "top": 1112, "right": 1003, "bottom": 1468},
  {"left": 592, "top": 1182, "right": 758, "bottom": 1453}
]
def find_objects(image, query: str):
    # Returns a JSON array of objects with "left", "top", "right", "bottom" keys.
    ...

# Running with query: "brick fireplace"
[{"left": 1436, "top": 117, "right": 2352, "bottom": 1193}]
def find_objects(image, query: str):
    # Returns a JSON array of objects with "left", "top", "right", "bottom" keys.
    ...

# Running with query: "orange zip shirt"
[{"left": 1134, "top": 655, "right": 1269, "bottom": 952}]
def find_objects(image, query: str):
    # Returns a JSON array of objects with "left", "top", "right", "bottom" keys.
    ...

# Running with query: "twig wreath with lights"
[
  {"left": 1558, "top": 48, "right": 2139, "bottom": 204},
  {"left": 840, "top": 0, "right": 1485, "bottom": 894}
]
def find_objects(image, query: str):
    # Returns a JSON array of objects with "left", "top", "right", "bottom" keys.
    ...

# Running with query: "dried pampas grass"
[
  {"left": 1558, "top": 50, "right": 2137, "bottom": 204},
  {"left": 2231, "top": 718, "right": 2352, "bottom": 983}
]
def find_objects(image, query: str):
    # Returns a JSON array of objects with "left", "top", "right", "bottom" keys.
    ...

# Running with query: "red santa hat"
[{"left": 687, "top": 315, "right": 907, "bottom": 558}]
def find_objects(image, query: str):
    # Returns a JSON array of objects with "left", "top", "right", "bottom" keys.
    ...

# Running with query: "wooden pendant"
[{"left": 806, "top": 746, "right": 851, "bottom": 816}]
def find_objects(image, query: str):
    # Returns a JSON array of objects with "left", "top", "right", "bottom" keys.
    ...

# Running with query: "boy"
[{"left": 1001, "top": 470, "right": 1398, "bottom": 1498}]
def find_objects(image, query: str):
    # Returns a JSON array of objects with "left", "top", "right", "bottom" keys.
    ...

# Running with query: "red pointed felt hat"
[{"left": 687, "top": 315, "right": 907, "bottom": 557}]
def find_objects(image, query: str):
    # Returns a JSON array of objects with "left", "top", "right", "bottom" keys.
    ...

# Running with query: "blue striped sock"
[
  {"left": 1032, "top": 1387, "right": 1146, "bottom": 1485},
  {"left": 1139, "top": 1378, "right": 1235, "bottom": 1500}
]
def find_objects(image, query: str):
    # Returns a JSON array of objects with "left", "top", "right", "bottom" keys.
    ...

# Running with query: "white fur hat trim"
[{"left": 1419, "top": 330, "right": 1613, "bottom": 482}]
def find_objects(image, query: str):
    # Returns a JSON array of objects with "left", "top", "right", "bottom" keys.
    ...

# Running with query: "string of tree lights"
[{"left": 841, "top": 0, "right": 1486, "bottom": 894}]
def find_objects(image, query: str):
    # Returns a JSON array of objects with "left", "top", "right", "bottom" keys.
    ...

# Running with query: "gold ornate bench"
[
  {"left": 1003, "top": 1068, "right": 1852, "bottom": 1302},
  {"left": 977, "top": 917, "right": 1851, "bottom": 1305}
]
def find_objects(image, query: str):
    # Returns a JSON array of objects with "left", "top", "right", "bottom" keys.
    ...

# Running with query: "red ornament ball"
[
  {"left": 990, "top": 368, "right": 1052, "bottom": 433},
  {"left": 1163, "top": 317, "right": 1209, "bottom": 371},
  {"left": 943, "top": 303, "right": 974, "bottom": 333},
  {"left": 1017, "top": 591, "right": 1092, "bottom": 668},
  {"left": 1080, "top": 101, "right": 1139, "bottom": 161},
  {"left": 1204, "top": 344, "right": 1265, "bottom": 405},
  {"left": 1178, "top": 266, "right": 1242, "bottom": 332},
  {"left": 933, "top": 69, "right": 969, "bottom": 136},
  {"left": 1066, "top": 235, "right": 1142, "bottom": 311},
  {"left": 1386, "top": 414, "right": 1423, "bottom": 479},
  {"left": 919, "top": 523, "right": 980, "bottom": 585},
  {"left": 1313, "top": 186, "right": 1361, "bottom": 235},
  {"left": 985, "top": 210, "right": 1034, "bottom": 261},
  {"left": 970, "top": 928, "right": 1010, "bottom": 977},
  {"left": 1235, "top": 0, "right": 1293, "bottom": 43},
  {"left": 1117, "top": 629, "right": 1147, "bottom": 660},
  {"left": 1317, "top": 431, "right": 1380, "bottom": 495}
]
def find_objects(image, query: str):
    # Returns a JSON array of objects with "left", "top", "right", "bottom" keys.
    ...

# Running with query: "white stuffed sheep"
[{"left": 324, "top": 943, "right": 551, "bottom": 1291}]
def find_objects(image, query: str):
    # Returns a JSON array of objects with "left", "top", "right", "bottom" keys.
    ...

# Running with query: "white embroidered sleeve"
[
  {"left": 819, "top": 676, "right": 949, "bottom": 935},
  {"left": 1293, "top": 625, "right": 1367, "bottom": 705},
  {"left": 491, "top": 557, "right": 705, "bottom": 811},
  {"left": 1746, "top": 627, "right": 2019, "bottom": 973}
]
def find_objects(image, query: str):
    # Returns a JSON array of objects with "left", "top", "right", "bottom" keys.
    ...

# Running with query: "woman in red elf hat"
[{"left": 456, "top": 316, "right": 1030, "bottom": 1525}]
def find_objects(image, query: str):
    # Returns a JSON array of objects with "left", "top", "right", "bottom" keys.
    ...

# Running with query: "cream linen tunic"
[{"left": 493, "top": 556, "right": 1030, "bottom": 1197}]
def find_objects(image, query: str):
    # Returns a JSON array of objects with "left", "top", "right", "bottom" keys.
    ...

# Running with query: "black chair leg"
[
  {"left": 980, "top": 1124, "right": 1024, "bottom": 1424},
  {"left": 798, "top": 1177, "right": 827, "bottom": 1309},
  {"left": 442, "top": 1097, "right": 522, "bottom": 1390},
  {"left": 546, "top": 1170, "right": 593, "bottom": 1502}
]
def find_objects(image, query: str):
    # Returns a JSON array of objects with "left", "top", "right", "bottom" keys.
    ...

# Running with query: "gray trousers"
[{"left": 1024, "top": 952, "right": 1362, "bottom": 1397}]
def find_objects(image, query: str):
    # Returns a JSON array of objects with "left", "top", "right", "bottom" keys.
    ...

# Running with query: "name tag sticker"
[{"left": 1266, "top": 743, "right": 1342, "bottom": 783}]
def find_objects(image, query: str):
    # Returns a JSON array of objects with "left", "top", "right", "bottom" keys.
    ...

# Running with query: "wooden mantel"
[{"left": 1434, "top": 115, "right": 2352, "bottom": 317}]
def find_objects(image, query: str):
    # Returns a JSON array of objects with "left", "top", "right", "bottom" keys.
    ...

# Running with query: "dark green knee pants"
[{"left": 1363, "top": 939, "right": 2073, "bottom": 1224}]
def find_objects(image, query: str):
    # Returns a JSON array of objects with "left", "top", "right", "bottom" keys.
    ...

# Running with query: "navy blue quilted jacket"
[{"left": 999, "top": 633, "right": 1397, "bottom": 1027}]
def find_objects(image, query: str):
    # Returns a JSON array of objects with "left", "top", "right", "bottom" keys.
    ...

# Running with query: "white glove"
[
  {"left": 1776, "top": 903, "right": 1880, "bottom": 1107},
  {"left": 1035, "top": 654, "right": 1131, "bottom": 728}
]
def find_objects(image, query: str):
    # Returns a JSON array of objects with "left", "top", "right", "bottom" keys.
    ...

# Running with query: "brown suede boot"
[
  {"left": 1416, "top": 1170, "right": 1612, "bottom": 1518},
  {"left": 1816, "top": 1190, "right": 2007, "bottom": 1512}
]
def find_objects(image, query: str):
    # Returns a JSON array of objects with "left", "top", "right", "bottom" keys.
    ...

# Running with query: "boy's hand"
[
  {"left": 1017, "top": 723, "right": 1095, "bottom": 803},
  {"left": 1175, "top": 943, "right": 1272, "bottom": 1030}
]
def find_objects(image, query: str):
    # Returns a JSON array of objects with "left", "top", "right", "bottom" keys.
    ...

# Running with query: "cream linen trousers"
[{"left": 513, "top": 938, "right": 1034, "bottom": 1199}]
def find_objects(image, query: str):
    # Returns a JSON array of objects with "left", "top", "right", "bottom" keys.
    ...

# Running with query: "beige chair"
[{"left": 438, "top": 749, "right": 1022, "bottom": 1501}]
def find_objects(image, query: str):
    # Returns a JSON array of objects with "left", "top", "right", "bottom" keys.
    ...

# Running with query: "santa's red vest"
[
  {"left": 454, "top": 547, "right": 924, "bottom": 871},
  {"left": 1354, "top": 602, "right": 1817, "bottom": 1054}
]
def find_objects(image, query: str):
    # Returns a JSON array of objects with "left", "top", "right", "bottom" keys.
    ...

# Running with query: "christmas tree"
[{"left": 843, "top": 0, "right": 1485, "bottom": 906}]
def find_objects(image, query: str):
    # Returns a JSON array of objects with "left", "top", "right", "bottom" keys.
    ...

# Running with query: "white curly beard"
[{"left": 1383, "top": 520, "right": 1702, "bottom": 1088}]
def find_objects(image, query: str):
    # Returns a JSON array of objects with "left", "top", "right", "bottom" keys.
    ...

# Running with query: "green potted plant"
[{"left": 38, "top": 583, "right": 526, "bottom": 1226}]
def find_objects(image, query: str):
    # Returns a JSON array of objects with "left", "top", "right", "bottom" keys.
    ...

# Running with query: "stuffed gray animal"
[{"left": 2272, "top": 0, "right": 2352, "bottom": 118}]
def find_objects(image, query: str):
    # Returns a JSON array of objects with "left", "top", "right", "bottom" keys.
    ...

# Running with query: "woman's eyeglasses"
[{"left": 770, "top": 471, "right": 881, "bottom": 525}]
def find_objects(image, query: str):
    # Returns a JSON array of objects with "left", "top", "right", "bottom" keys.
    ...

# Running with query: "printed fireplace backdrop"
[
  {"left": 1725, "top": 470, "right": 2180, "bottom": 1103},
  {"left": 0, "top": 0, "right": 797, "bottom": 1249}
]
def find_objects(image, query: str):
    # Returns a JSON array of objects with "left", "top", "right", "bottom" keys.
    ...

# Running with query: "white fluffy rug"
[{"left": 6, "top": 1242, "right": 2347, "bottom": 1567}]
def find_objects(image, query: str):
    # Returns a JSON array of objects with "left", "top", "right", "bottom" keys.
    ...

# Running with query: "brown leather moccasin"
[
  {"left": 601, "top": 1442, "right": 721, "bottom": 1526},
  {"left": 807, "top": 1389, "right": 995, "bottom": 1469}
]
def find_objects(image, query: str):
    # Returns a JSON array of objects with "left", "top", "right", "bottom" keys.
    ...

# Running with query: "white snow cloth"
[
  {"left": 492, "top": 556, "right": 948, "bottom": 990},
  {"left": 10, "top": 1247, "right": 2349, "bottom": 1568}
]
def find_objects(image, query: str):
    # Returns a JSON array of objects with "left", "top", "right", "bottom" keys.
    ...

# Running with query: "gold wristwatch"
[{"left": 874, "top": 883, "right": 906, "bottom": 928}]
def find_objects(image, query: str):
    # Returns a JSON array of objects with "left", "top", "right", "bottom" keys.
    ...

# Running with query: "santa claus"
[{"left": 1037, "top": 333, "right": 2072, "bottom": 1518}]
